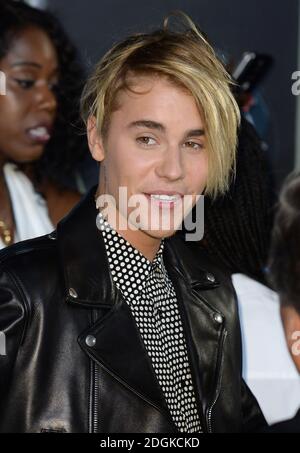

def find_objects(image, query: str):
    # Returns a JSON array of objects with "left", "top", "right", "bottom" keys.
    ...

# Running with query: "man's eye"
[
  {"left": 184, "top": 141, "right": 203, "bottom": 150},
  {"left": 14, "top": 79, "right": 35, "bottom": 89},
  {"left": 136, "top": 136, "right": 156, "bottom": 146}
]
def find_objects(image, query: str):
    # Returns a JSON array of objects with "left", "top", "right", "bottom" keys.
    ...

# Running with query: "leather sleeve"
[
  {"left": 0, "top": 266, "right": 27, "bottom": 409},
  {"left": 241, "top": 378, "right": 268, "bottom": 432}
]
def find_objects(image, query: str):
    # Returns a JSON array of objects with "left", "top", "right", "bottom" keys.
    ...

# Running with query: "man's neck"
[
  {"left": 97, "top": 208, "right": 161, "bottom": 262},
  {"left": 96, "top": 184, "right": 162, "bottom": 261},
  {"left": 115, "top": 223, "right": 162, "bottom": 262}
]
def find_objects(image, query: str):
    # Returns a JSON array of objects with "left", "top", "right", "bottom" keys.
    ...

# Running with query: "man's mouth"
[
  {"left": 144, "top": 192, "right": 183, "bottom": 208},
  {"left": 150, "top": 194, "right": 181, "bottom": 202}
]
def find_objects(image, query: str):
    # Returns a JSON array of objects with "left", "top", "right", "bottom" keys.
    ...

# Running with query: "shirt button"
[{"left": 85, "top": 335, "right": 96, "bottom": 347}]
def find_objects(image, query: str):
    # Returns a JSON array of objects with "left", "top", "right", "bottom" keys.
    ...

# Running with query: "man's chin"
[{"left": 142, "top": 227, "right": 178, "bottom": 240}]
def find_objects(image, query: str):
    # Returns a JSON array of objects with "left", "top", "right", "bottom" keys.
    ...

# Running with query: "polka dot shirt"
[{"left": 97, "top": 211, "right": 202, "bottom": 433}]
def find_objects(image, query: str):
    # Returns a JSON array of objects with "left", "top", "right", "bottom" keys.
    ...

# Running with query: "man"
[
  {"left": 268, "top": 172, "right": 300, "bottom": 432},
  {"left": 0, "top": 13, "right": 266, "bottom": 433}
]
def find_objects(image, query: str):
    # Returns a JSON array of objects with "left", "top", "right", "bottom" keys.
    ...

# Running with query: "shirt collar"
[{"left": 97, "top": 210, "right": 166, "bottom": 295}]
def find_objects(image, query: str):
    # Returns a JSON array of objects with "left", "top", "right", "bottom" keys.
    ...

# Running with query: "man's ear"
[{"left": 87, "top": 116, "right": 105, "bottom": 162}]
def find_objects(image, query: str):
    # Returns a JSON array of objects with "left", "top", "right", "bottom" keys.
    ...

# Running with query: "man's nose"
[{"left": 155, "top": 145, "right": 185, "bottom": 181}]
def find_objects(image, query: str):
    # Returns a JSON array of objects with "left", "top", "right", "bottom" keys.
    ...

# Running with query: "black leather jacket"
[{"left": 0, "top": 188, "right": 266, "bottom": 433}]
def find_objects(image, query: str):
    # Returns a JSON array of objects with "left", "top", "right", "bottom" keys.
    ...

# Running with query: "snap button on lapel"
[
  {"left": 213, "top": 313, "right": 223, "bottom": 324},
  {"left": 85, "top": 335, "right": 96, "bottom": 347},
  {"left": 68, "top": 288, "right": 78, "bottom": 299},
  {"left": 206, "top": 273, "right": 215, "bottom": 283}
]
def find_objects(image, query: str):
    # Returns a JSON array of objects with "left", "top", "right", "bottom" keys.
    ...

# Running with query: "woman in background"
[{"left": 0, "top": 0, "right": 87, "bottom": 248}]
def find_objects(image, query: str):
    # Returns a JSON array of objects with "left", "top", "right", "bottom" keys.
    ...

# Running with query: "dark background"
[{"left": 44, "top": 0, "right": 299, "bottom": 187}]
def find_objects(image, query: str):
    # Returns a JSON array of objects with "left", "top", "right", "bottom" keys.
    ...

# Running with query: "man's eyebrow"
[
  {"left": 185, "top": 129, "right": 205, "bottom": 138},
  {"left": 127, "top": 120, "right": 166, "bottom": 132},
  {"left": 128, "top": 120, "right": 205, "bottom": 137}
]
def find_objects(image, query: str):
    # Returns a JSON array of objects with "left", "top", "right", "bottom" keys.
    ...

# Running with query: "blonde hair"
[{"left": 81, "top": 11, "right": 240, "bottom": 197}]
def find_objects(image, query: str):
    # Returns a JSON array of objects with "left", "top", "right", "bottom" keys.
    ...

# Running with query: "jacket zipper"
[
  {"left": 89, "top": 311, "right": 100, "bottom": 433},
  {"left": 206, "top": 329, "right": 227, "bottom": 433},
  {"left": 93, "top": 362, "right": 99, "bottom": 433},
  {"left": 86, "top": 348, "right": 177, "bottom": 431}
]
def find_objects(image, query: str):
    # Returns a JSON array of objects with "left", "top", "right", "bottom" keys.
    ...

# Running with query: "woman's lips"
[{"left": 26, "top": 126, "right": 52, "bottom": 144}]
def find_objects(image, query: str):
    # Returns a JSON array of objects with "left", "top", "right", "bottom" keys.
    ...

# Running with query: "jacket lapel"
[
  {"left": 164, "top": 238, "right": 228, "bottom": 430},
  {"left": 77, "top": 292, "right": 173, "bottom": 420}
]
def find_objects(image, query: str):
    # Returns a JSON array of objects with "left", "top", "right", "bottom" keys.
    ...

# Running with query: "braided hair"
[{"left": 0, "top": 0, "right": 87, "bottom": 190}]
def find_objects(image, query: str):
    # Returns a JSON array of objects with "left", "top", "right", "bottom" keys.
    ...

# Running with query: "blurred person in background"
[
  {"left": 266, "top": 172, "right": 300, "bottom": 432},
  {"left": 188, "top": 118, "right": 300, "bottom": 424},
  {"left": 0, "top": 0, "right": 87, "bottom": 248}
]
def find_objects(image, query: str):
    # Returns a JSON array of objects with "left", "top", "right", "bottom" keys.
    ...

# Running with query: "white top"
[
  {"left": 0, "top": 163, "right": 54, "bottom": 249},
  {"left": 232, "top": 273, "right": 300, "bottom": 424}
]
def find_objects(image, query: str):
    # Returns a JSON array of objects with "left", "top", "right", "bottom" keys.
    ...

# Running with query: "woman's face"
[{"left": 0, "top": 26, "right": 58, "bottom": 164}]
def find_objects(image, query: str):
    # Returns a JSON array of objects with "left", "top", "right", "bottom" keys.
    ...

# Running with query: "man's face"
[{"left": 89, "top": 76, "right": 208, "bottom": 242}]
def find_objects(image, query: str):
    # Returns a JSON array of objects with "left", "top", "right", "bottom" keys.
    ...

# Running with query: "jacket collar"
[{"left": 57, "top": 187, "right": 116, "bottom": 307}]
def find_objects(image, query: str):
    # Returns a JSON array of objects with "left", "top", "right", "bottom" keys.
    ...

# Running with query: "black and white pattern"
[{"left": 97, "top": 211, "right": 202, "bottom": 433}]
